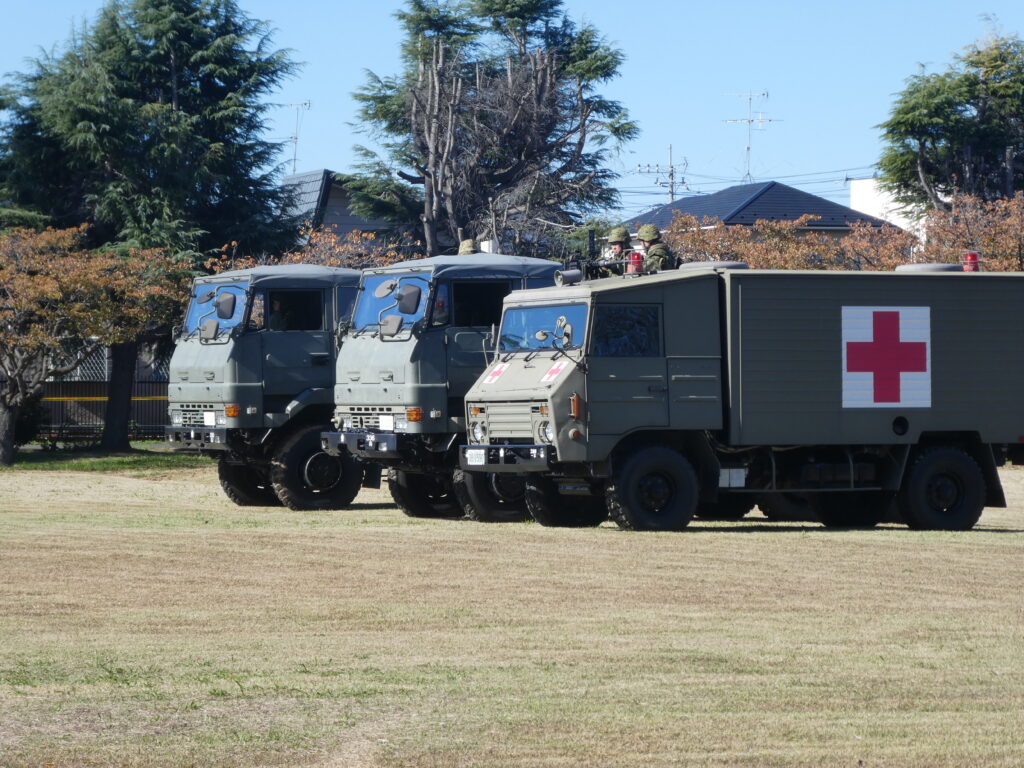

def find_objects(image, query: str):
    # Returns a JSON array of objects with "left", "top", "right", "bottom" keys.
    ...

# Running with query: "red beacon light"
[
  {"left": 962, "top": 251, "right": 981, "bottom": 272},
  {"left": 627, "top": 251, "right": 643, "bottom": 273}
]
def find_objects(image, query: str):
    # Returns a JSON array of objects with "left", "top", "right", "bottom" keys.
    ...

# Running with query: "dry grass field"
[{"left": 1, "top": 460, "right": 1023, "bottom": 767}]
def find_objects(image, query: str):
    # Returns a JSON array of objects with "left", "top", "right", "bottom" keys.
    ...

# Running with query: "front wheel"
[
  {"left": 387, "top": 469, "right": 461, "bottom": 518},
  {"left": 606, "top": 446, "right": 698, "bottom": 531},
  {"left": 898, "top": 447, "right": 985, "bottom": 530},
  {"left": 524, "top": 475, "right": 607, "bottom": 527},
  {"left": 217, "top": 457, "right": 281, "bottom": 507},
  {"left": 270, "top": 425, "right": 363, "bottom": 510},
  {"left": 452, "top": 469, "right": 528, "bottom": 523}
]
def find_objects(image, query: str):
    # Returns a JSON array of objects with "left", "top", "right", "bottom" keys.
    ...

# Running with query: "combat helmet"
[
  {"left": 637, "top": 223, "right": 661, "bottom": 242},
  {"left": 607, "top": 226, "right": 631, "bottom": 244}
]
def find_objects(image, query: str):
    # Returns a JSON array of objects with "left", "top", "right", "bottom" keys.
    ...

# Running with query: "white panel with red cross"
[{"left": 841, "top": 306, "right": 931, "bottom": 408}]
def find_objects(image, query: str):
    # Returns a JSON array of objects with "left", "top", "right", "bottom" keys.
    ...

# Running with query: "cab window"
[
  {"left": 591, "top": 305, "right": 661, "bottom": 357},
  {"left": 260, "top": 290, "right": 323, "bottom": 332},
  {"left": 438, "top": 281, "right": 510, "bottom": 327}
]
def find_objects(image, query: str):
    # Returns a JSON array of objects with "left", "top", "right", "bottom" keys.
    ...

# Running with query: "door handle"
[{"left": 310, "top": 353, "right": 330, "bottom": 367}]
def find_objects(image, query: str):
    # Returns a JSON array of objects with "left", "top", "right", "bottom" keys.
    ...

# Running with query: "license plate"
[
  {"left": 379, "top": 414, "right": 394, "bottom": 431},
  {"left": 203, "top": 411, "right": 216, "bottom": 426},
  {"left": 466, "top": 448, "right": 486, "bottom": 466}
]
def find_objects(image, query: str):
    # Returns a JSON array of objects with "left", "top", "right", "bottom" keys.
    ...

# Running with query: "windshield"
[
  {"left": 183, "top": 281, "right": 248, "bottom": 335},
  {"left": 499, "top": 303, "right": 588, "bottom": 352},
  {"left": 352, "top": 273, "right": 431, "bottom": 332}
]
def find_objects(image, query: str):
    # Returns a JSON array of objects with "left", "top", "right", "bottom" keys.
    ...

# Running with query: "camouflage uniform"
[{"left": 637, "top": 224, "right": 676, "bottom": 272}]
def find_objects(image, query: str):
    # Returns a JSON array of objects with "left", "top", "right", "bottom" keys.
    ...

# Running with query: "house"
[
  {"left": 626, "top": 181, "right": 893, "bottom": 236},
  {"left": 282, "top": 169, "right": 392, "bottom": 236}
]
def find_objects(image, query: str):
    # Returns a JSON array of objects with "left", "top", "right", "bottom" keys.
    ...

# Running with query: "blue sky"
[{"left": 3, "top": 1, "right": 1023, "bottom": 218}]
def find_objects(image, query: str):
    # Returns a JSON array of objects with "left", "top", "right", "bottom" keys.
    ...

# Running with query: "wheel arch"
[
  {"left": 911, "top": 432, "right": 1005, "bottom": 508},
  {"left": 609, "top": 430, "right": 719, "bottom": 503}
]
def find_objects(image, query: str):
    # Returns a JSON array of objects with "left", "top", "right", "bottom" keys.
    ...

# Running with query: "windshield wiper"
[{"left": 549, "top": 345, "right": 586, "bottom": 373}]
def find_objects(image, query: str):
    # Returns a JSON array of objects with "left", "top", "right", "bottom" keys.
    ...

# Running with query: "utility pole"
[
  {"left": 284, "top": 101, "right": 312, "bottom": 174},
  {"left": 725, "top": 91, "right": 774, "bottom": 182},
  {"left": 637, "top": 145, "right": 687, "bottom": 203}
]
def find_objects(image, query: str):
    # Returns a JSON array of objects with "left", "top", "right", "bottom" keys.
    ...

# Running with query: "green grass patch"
[{"left": 2, "top": 443, "right": 208, "bottom": 472}]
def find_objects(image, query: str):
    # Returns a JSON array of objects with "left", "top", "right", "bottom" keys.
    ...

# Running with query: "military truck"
[
  {"left": 459, "top": 264, "right": 1023, "bottom": 531},
  {"left": 321, "top": 254, "right": 560, "bottom": 521},
  {"left": 165, "top": 265, "right": 367, "bottom": 510}
]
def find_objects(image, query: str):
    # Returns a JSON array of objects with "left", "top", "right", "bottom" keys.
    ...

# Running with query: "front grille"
[
  {"left": 339, "top": 406, "right": 397, "bottom": 430},
  {"left": 483, "top": 401, "right": 535, "bottom": 439},
  {"left": 174, "top": 403, "right": 220, "bottom": 427}
]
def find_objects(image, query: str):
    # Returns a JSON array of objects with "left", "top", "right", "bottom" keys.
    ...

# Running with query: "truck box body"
[{"left": 722, "top": 271, "right": 1024, "bottom": 446}]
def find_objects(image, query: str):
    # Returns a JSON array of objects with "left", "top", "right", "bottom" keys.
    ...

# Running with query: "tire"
[
  {"left": 756, "top": 493, "right": 815, "bottom": 522},
  {"left": 809, "top": 491, "right": 892, "bottom": 528},
  {"left": 523, "top": 475, "right": 607, "bottom": 527},
  {"left": 898, "top": 447, "right": 985, "bottom": 531},
  {"left": 606, "top": 446, "right": 698, "bottom": 531},
  {"left": 452, "top": 469, "right": 529, "bottom": 523},
  {"left": 387, "top": 468, "right": 461, "bottom": 518},
  {"left": 269, "top": 424, "right": 363, "bottom": 510},
  {"left": 694, "top": 494, "right": 754, "bottom": 521},
  {"left": 217, "top": 457, "right": 281, "bottom": 507}
]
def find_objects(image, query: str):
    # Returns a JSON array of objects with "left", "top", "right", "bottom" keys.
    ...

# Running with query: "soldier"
[
  {"left": 601, "top": 226, "right": 632, "bottom": 275},
  {"left": 637, "top": 224, "right": 676, "bottom": 272}
]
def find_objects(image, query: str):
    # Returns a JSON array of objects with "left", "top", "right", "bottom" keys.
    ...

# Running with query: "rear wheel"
[
  {"left": 270, "top": 425, "right": 362, "bottom": 510},
  {"left": 524, "top": 475, "right": 607, "bottom": 527},
  {"left": 810, "top": 491, "right": 892, "bottom": 528},
  {"left": 452, "top": 469, "right": 528, "bottom": 522},
  {"left": 607, "top": 446, "right": 698, "bottom": 531},
  {"left": 898, "top": 447, "right": 985, "bottom": 530},
  {"left": 217, "top": 457, "right": 281, "bottom": 507},
  {"left": 388, "top": 468, "right": 461, "bottom": 518}
]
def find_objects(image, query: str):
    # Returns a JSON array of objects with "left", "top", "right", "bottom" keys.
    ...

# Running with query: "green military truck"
[
  {"left": 165, "top": 265, "right": 367, "bottom": 510},
  {"left": 459, "top": 264, "right": 1022, "bottom": 530},
  {"left": 320, "top": 254, "right": 560, "bottom": 521}
]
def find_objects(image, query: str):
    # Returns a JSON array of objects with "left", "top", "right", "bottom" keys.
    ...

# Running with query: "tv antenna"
[
  {"left": 725, "top": 91, "right": 776, "bottom": 182},
  {"left": 637, "top": 146, "right": 688, "bottom": 203},
  {"left": 284, "top": 101, "right": 312, "bottom": 174}
]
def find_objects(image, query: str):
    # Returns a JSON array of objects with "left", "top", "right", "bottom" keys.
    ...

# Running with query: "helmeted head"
[
  {"left": 457, "top": 238, "right": 477, "bottom": 255},
  {"left": 637, "top": 223, "right": 661, "bottom": 243},
  {"left": 607, "top": 226, "right": 630, "bottom": 246}
]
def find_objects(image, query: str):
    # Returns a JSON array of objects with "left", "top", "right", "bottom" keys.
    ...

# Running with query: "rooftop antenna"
[
  {"left": 725, "top": 91, "right": 775, "bottom": 182},
  {"left": 284, "top": 101, "right": 312, "bottom": 174},
  {"left": 637, "top": 145, "right": 688, "bottom": 203}
]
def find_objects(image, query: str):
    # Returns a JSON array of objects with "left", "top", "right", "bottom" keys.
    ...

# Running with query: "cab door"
[
  {"left": 258, "top": 288, "right": 332, "bottom": 406},
  {"left": 586, "top": 304, "right": 668, "bottom": 434},
  {"left": 441, "top": 280, "right": 511, "bottom": 402}
]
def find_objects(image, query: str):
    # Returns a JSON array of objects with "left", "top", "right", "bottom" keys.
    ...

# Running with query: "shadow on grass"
[{"left": 1, "top": 446, "right": 208, "bottom": 472}]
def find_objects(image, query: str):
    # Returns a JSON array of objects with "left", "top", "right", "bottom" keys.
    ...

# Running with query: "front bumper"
[
  {"left": 164, "top": 426, "right": 229, "bottom": 451},
  {"left": 322, "top": 430, "right": 404, "bottom": 460},
  {"left": 460, "top": 444, "right": 552, "bottom": 473}
]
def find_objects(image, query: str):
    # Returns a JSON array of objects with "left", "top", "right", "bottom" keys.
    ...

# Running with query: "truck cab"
[
  {"left": 165, "top": 265, "right": 367, "bottom": 509},
  {"left": 321, "top": 253, "right": 560, "bottom": 521}
]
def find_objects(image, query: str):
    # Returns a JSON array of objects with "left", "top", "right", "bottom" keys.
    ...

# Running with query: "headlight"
[
  {"left": 470, "top": 422, "right": 487, "bottom": 442},
  {"left": 216, "top": 414, "right": 227, "bottom": 425},
  {"left": 170, "top": 411, "right": 183, "bottom": 425},
  {"left": 539, "top": 421, "right": 555, "bottom": 443},
  {"left": 394, "top": 418, "right": 410, "bottom": 432}
]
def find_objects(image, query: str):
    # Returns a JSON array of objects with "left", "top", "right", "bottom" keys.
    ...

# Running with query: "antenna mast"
[
  {"left": 285, "top": 101, "right": 312, "bottom": 174},
  {"left": 725, "top": 91, "right": 774, "bottom": 182},
  {"left": 636, "top": 145, "right": 688, "bottom": 203}
]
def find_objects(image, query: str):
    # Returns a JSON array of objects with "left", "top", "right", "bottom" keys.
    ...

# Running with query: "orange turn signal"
[
  {"left": 407, "top": 407, "right": 424, "bottom": 422},
  {"left": 224, "top": 405, "right": 240, "bottom": 418},
  {"left": 568, "top": 393, "right": 582, "bottom": 420}
]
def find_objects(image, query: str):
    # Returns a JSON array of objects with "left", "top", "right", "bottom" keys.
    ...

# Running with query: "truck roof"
[
  {"left": 198, "top": 264, "right": 361, "bottom": 288},
  {"left": 501, "top": 265, "right": 1020, "bottom": 305},
  {"left": 365, "top": 253, "right": 560, "bottom": 281}
]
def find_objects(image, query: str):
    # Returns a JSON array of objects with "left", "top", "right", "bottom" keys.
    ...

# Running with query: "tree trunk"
[
  {"left": 100, "top": 340, "right": 139, "bottom": 451},
  {"left": 0, "top": 402, "right": 17, "bottom": 466}
]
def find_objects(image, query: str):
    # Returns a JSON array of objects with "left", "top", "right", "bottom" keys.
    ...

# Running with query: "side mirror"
[
  {"left": 380, "top": 314, "right": 403, "bottom": 337},
  {"left": 396, "top": 284, "right": 421, "bottom": 315},
  {"left": 214, "top": 292, "right": 236, "bottom": 319},
  {"left": 560, "top": 323, "right": 573, "bottom": 347},
  {"left": 196, "top": 289, "right": 216, "bottom": 304},
  {"left": 200, "top": 318, "right": 219, "bottom": 341},
  {"left": 534, "top": 329, "right": 550, "bottom": 342}
]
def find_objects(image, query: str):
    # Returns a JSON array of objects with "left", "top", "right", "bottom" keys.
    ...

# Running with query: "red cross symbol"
[{"left": 846, "top": 311, "right": 927, "bottom": 403}]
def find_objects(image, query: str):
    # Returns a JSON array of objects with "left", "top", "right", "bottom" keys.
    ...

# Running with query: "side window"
[
  {"left": 449, "top": 281, "right": 510, "bottom": 327},
  {"left": 591, "top": 305, "right": 660, "bottom": 357},
  {"left": 266, "top": 290, "right": 323, "bottom": 332},
  {"left": 431, "top": 283, "right": 450, "bottom": 326},
  {"left": 249, "top": 292, "right": 267, "bottom": 331}
]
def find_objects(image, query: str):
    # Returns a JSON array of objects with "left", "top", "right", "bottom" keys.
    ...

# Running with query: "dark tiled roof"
[
  {"left": 281, "top": 169, "right": 332, "bottom": 224},
  {"left": 627, "top": 181, "right": 891, "bottom": 231}
]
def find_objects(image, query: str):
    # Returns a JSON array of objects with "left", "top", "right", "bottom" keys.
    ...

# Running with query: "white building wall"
[{"left": 849, "top": 178, "right": 923, "bottom": 238}]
